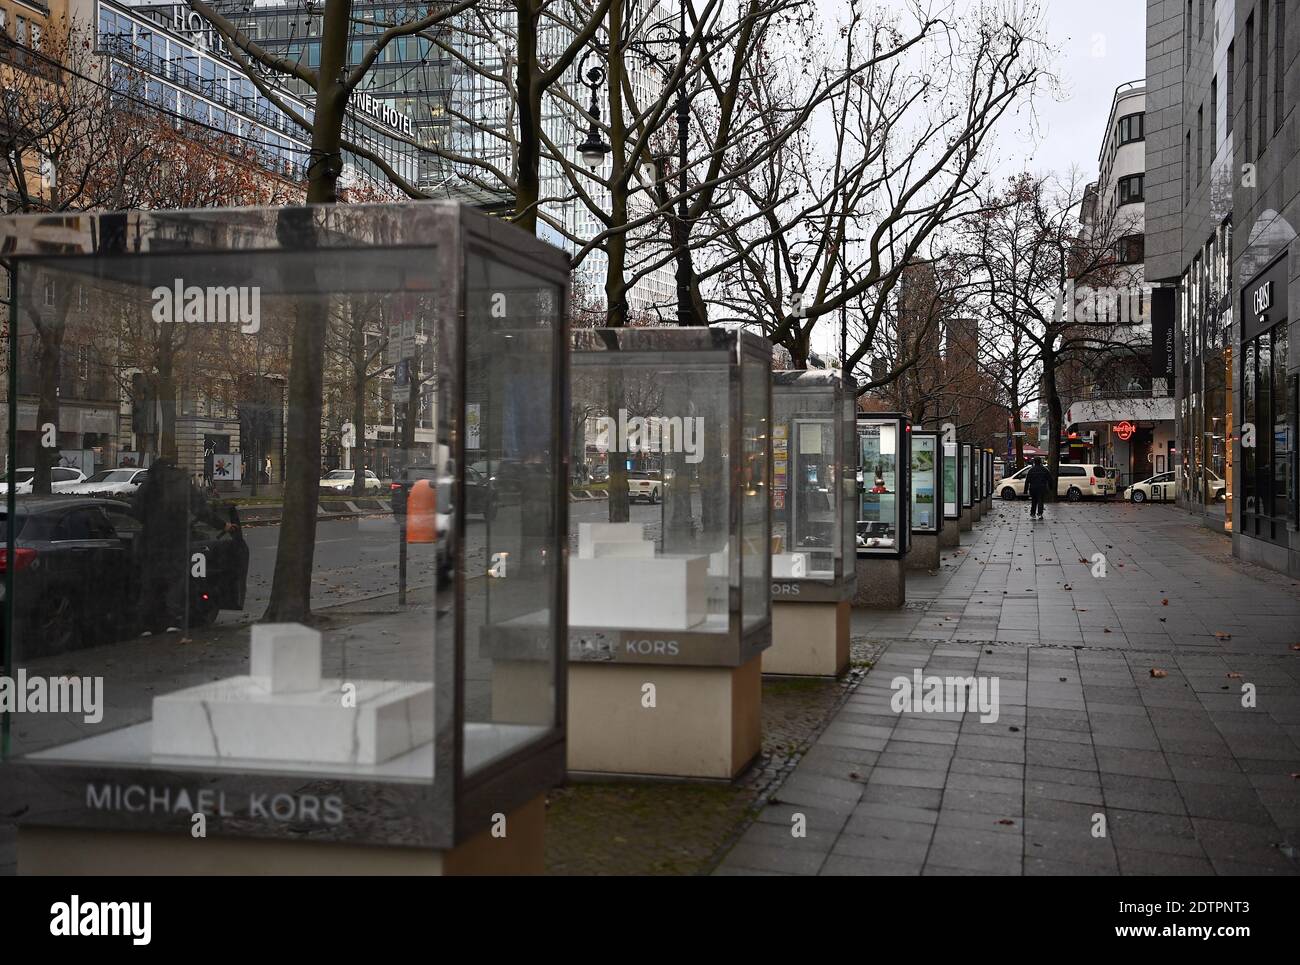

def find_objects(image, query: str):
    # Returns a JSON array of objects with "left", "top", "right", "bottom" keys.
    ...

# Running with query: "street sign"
[{"left": 394, "top": 358, "right": 410, "bottom": 389}]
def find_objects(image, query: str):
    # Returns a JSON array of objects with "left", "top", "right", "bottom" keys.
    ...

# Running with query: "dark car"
[{"left": 0, "top": 497, "right": 248, "bottom": 658}]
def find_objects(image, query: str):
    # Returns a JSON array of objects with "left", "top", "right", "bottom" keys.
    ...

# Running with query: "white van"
[{"left": 995, "top": 463, "right": 1111, "bottom": 501}]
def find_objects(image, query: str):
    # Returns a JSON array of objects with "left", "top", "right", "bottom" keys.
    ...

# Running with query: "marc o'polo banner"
[{"left": 1151, "top": 285, "right": 1175, "bottom": 381}]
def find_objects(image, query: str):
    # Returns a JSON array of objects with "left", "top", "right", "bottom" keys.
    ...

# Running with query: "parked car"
[
  {"left": 0, "top": 466, "right": 87, "bottom": 495},
  {"left": 626, "top": 469, "right": 663, "bottom": 504},
  {"left": 64, "top": 467, "right": 148, "bottom": 497},
  {"left": 318, "top": 468, "right": 381, "bottom": 493},
  {"left": 0, "top": 497, "right": 248, "bottom": 657},
  {"left": 995, "top": 463, "right": 1112, "bottom": 501},
  {"left": 590, "top": 463, "right": 610, "bottom": 483},
  {"left": 1128, "top": 471, "right": 1178, "bottom": 503}
]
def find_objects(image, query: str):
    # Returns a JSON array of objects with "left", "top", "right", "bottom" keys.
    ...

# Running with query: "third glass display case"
[{"left": 856, "top": 414, "right": 911, "bottom": 558}]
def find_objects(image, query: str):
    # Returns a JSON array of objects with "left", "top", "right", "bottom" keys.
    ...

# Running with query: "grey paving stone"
[
  {"left": 718, "top": 842, "right": 827, "bottom": 875},
  {"left": 819, "top": 854, "right": 922, "bottom": 875}
]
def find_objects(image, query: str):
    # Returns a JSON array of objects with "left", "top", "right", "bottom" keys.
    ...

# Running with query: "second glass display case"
[
  {"left": 770, "top": 371, "right": 856, "bottom": 597},
  {"left": 910, "top": 431, "right": 942, "bottom": 534}
]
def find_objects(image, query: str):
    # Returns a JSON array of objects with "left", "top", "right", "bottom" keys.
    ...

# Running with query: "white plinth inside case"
[
  {"left": 150, "top": 621, "right": 433, "bottom": 765},
  {"left": 569, "top": 556, "right": 708, "bottom": 629},
  {"left": 151, "top": 677, "right": 434, "bottom": 765},
  {"left": 578, "top": 522, "right": 646, "bottom": 559},
  {"left": 251, "top": 623, "right": 322, "bottom": 693}
]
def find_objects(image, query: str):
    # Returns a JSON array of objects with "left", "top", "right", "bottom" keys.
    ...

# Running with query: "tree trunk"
[
  {"left": 263, "top": 0, "right": 349, "bottom": 622},
  {"left": 1043, "top": 344, "right": 1062, "bottom": 501},
  {"left": 604, "top": 6, "right": 628, "bottom": 328},
  {"left": 514, "top": 0, "right": 541, "bottom": 234}
]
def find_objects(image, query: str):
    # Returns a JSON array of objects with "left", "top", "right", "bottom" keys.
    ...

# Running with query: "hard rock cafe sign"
[{"left": 1114, "top": 420, "right": 1136, "bottom": 441}]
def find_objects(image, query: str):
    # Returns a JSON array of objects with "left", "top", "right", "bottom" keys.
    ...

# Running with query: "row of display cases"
[{"left": 0, "top": 203, "right": 996, "bottom": 866}]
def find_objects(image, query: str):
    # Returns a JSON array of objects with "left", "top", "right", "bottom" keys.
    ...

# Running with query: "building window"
[
  {"left": 1242, "top": 322, "right": 1292, "bottom": 541},
  {"left": 15, "top": 16, "right": 27, "bottom": 45},
  {"left": 1259, "top": 0, "right": 1270, "bottom": 154},
  {"left": 1119, "top": 173, "right": 1144, "bottom": 206},
  {"left": 1210, "top": 76, "right": 1218, "bottom": 151},
  {"left": 1197, "top": 104, "right": 1204, "bottom": 182},
  {"left": 1227, "top": 41, "right": 1235, "bottom": 134},
  {"left": 1245, "top": 15, "right": 1254, "bottom": 158},
  {"left": 1275, "top": 0, "right": 1285, "bottom": 135},
  {"left": 43, "top": 280, "right": 55, "bottom": 307},
  {"left": 1199, "top": 0, "right": 1204, "bottom": 39},
  {"left": 1186, "top": 0, "right": 1193, "bottom": 68},
  {"left": 1117, "top": 112, "right": 1144, "bottom": 144},
  {"left": 1116, "top": 234, "right": 1145, "bottom": 265},
  {"left": 1184, "top": 131, "right": 1191, "bottom": 204}
]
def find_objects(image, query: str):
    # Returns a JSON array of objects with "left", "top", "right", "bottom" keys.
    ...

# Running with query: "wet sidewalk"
[{"left": 716, "top": 500, "right": 1300, "bottom": 875}]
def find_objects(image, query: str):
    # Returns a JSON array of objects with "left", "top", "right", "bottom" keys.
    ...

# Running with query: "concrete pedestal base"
[
  {"left": 765, "top": 600, "right": 849, "bottom": 677},
  {"left": 939, "top": 523, "right": 959, "bottom": 548},
  {"left": 852, "top": 556, "right": 905, "bottom": 609},
  {"left": 972, "top": 500, "right": 983, "bottom": 522},
  {"left": 907, "top": 532, "right": 940, "bottom": 572},
  {"left": 567, "top": 656, "right": 762, "bottom": 779},
  {"left": 959, "top": 507, "right": 973, "bottom": 531},
  {"left": 18, "top": 793, "right": 546, "bottom": 875}
]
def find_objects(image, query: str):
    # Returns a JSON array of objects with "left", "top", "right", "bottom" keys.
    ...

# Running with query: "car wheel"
[
  {"left": 39, "top": 590, "right": 81, "bottom": 654},
  {"left": 1066, "top": 487, "right": 1082, "bottom": 502},
  {"left": 1131, "top": 490, "right": 1146, "bottom": 503},
  {"left": 1001, "top": 487, "right": 1017, "bottom": 501}
]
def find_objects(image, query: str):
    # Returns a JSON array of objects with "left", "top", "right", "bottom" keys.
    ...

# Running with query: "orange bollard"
[{"left": 406, "top": 478, "right": 437, "bottom": 544}]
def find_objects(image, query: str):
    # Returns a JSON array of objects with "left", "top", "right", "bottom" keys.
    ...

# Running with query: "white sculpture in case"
[
  {"left": 151, "top": 623, "right": 434, "bottom": 766},
  {"left": 568, "top": 523, "right": 708, "bottom": 630}
]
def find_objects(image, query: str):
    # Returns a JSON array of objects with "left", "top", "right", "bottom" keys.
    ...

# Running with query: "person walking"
[{"left": 1025, "top": 456, "right": 1053, "bottom": 520}]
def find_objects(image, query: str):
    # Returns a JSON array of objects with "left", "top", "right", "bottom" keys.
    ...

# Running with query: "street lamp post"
[{"left": 575, "top": 0, "right": 704, "bottom": 326}]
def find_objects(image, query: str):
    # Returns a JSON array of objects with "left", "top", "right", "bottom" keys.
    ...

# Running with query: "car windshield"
[
  {"left": 325, "top": 471, "right": 351, "bottom": 479},
  {"left": 2, "top": 470, "right": 35, "bottom": 484},
  {"left": 84, "top": 471, "right": 114, "bottom": 483}
]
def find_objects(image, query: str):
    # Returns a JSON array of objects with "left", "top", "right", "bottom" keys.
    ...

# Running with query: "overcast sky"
[{"left": 990, "top": 0, "right": 1147, "bottom": 182}]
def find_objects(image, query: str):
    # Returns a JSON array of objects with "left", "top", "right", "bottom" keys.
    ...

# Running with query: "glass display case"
[
  {"left": 770, "top": 371, "right": 856, "bottom": 599},
  {"left": 943, "top": 442, "right": 960, "bottom": 520},
  {"left": 962, "top": 443, "right": 975, "bottom": 509},
  {"left": 856, "top": 414, "right": 910, "bottom": 558},
  {"left": 1, "top": 204, "right": 568, "bottom": 862},
  {"left": 559, "top": 327, "right": 772, "bottom": 668},
  {"left": 984, "top": 450, "right": 994, "bottom": 502},
  {"left": 910, "top": 431, "right": 941, "bottom": 534}
]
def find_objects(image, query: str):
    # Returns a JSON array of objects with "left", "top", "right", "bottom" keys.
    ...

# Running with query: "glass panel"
[
  {"left": 6, "top": 243, "right": 443, "bottom": 792},
  {"left": 1243, "top": 340, "right": 1257, "bottom": 520},
  {"left": 943, "top": 443, "right": 958, "bottom": 517},
  {"left": 1272, "top": 325, "right": 1289, "bottom": 521},
  {"left": 771, "top": 379, "right": 843, "bottom": 583},
  {"left": 911, "top": 435, "right": 938, "bottom": 531},
  {"left": 741, "top": 356, "right": 769, "bottom": 629},
  {"left": 463, "top": 252, "right": 560, "bottom": 775},
  {"left": 569, "top": 346, "right": 732, "bottom": 635},
  {"left": 857, "top": 420, "right": 899, "bottom": 552}
]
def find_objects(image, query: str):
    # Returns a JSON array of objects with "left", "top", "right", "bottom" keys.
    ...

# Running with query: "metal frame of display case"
[
  {"left": 0, "top": 203, "right": 570, "bottom": 854},
  {"left": 984, "top": 450, "right": 994, "bottom": 504},
  {"left": 855, "top": 413, "right": 911, "bottom": 560},
  {"left": 910, "top": 430, "right": 943, "bottom": 535},
  {"left": 769, "top": 370, "right": 856, "bottom": 604}
]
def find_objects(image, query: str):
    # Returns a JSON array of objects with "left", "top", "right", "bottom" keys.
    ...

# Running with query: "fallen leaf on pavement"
[
  {"left": 1214, "top": 631, "right": 1232, "bottom": 640},
  {"left": 1161, "top": 598, "right": 1169, "bottom": 605},
  {"left": 1226, "top": 672, "right": 1242, "bottom": 678},
  {"left": 1149, "top": 668, "right": 1168, "bottom": 678}
]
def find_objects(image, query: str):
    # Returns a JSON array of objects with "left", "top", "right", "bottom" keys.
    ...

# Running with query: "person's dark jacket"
[
  {"left": 130, "top": 461, "right": 229, "bottom": 566},
  {"left": 1025, "top": 464, "right": 1053, "bottom": 494}
]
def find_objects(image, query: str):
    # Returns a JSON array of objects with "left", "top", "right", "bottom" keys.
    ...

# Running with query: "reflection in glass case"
[
  {"left": 962, "top": 443, "right": 975, "bottom": 509},
  {"left": 856, "top": 414, "right": 911, "bottom": 557},
  {"left": 910, "top": 431, "right": 941, "bottom": 534},
  {"left": 943, "top": 442, "right": 960, "bottom": 519},
  {"left": 1, "top": 204, "right": 569, "bottom": 858},
  {"left": 771, "top": 371, "right": 856, "bottom": 595},
  {"left": 562, "top": 327, "right": 772, "bottom": 667}
]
